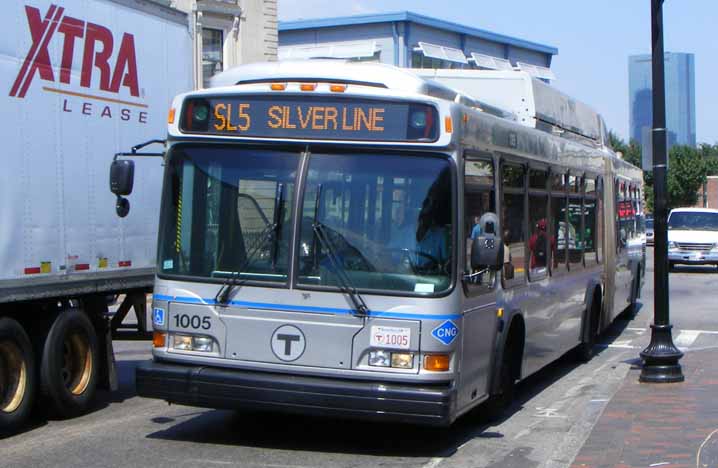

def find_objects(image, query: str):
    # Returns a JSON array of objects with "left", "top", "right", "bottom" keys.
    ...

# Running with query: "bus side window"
[
  {"left": 568, "top": 174, "right": 583, "bottom": 268},
  {"left": 528, "top": 168, "right": 549, "bottom": 280},
  {"left": 616, "top": 180, "right": 626, "bottom": 252},
  {"left": 501, "top": 162, "right": 526, "bottom": 287},
  {"left": 584, "top": 176, "right": 598, "bottom": 266},
  {"left": 464, "top": 157, "right": 496, "bottom": 293},
  {"left": 550, "top": 170, "right": 568, "bottom": 274}
]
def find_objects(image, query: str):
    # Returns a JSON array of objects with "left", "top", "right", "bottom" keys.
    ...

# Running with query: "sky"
[{"left": 278, "top": 1, "right": 718, "bottom": 145}]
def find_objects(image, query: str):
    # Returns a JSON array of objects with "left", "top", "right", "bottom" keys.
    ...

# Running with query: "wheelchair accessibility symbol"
[{"left": 153, "top": 308, "right": 165, "bottom": 326}]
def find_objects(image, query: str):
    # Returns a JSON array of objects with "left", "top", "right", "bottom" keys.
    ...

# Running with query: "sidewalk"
[{"left": 571, "top": 347, "right": 718, "bottom": 468}]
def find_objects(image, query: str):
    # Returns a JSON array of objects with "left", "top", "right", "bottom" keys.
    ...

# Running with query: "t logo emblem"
[{"left": 270, "top": 325, "right": 306, "bottom": 362}]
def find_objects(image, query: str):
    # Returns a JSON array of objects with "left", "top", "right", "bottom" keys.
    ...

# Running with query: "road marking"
[
  {"left": 626, "top": 327, "right": 647, "bottom": 332},
  {"left": 679, "top": 329, "right": 718, "bottom": 335},
  {"left": 421, "top": 457, "right": 444, "bottom": 468},
  {"left": 696, "top": 428, "right": 718, "bottom": 468},
  {"left": 674, "top": 330, "right": 700, "bottom": 348},
  {"left": 649, "top": 463, "right": 669, "bottom": 467},
  {"left": 534, "top": 407, "right": 566, "bottom": 418}
]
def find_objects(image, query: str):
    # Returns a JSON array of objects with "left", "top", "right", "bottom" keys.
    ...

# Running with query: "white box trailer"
[{"left": 0, "top": 0, "right": 192, "bottom": 434}]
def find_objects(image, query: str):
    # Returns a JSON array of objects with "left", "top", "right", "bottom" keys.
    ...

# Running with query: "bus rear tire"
[
  {"left": 575, "top": 293, "right": 600, "bottom": 362},
  {"left": 0, "top": 317, "right": 37, "bottom": 435},
  {"left": 40, "top": 309, "right": 99, "bottom": 418}
]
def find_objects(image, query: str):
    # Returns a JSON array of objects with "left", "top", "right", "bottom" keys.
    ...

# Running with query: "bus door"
[{"left": 458, "top": 156, "right": 499, "bottom": 409}]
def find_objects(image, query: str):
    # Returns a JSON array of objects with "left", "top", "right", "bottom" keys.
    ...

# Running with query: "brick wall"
[{"left": 695, "top": 176, "right": 718, "bottom": 208}]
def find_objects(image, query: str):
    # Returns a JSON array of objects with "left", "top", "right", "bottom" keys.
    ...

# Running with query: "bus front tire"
[
  {"left": 40, "top": 309, "right": 99, "bottom": 418},
  {"left": 0, "top": 317, "right": 37, "bottom": 435},
  {"left": 484, "top": 342, "right": 517, "bottom": 421}
]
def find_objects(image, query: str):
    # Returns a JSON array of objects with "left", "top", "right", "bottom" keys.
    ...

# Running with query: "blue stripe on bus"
[{"left": 152, "top": 294, "right": 461, "bottom": 320}]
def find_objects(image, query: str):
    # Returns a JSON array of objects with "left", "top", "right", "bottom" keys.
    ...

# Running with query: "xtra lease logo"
[
  {"left": 431, "top": 320, "right": 459, "bottom": 346},
  {"left": 11, "top": 4, "right": 140, "bottom": 99}
]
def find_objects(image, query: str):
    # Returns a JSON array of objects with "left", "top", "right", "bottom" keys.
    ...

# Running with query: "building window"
[
  {"left": 411, "top": 51, "right": 464, "bottom": 70},
  {"left": 203, "top": 28, "right": 224, "bottom": 88}
]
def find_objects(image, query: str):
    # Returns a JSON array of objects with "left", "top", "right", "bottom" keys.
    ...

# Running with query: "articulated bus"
[{"left": 111, "top": 61, "right": 645, "bottom": 426}]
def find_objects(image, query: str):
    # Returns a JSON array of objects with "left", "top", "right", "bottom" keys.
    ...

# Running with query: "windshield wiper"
[
  {"left": 312, "top": 184, "right": 369, "bottom": 318},
  {"left": 215, "top": 183, "right": 285, "bottom": 305}
]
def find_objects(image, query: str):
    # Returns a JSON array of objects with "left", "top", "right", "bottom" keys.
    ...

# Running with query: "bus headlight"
[
  {"left": 368, "top": 350, "right": 391, "bottom": 367},
  {"left": 172, "top": 334, "right": 215, "bottom": 353},
  {"left": 369, "top": 350, "right": 415, "bottom": 369},
  {"left": 390, "top": 353, "right": 414, "bottom": 369}
]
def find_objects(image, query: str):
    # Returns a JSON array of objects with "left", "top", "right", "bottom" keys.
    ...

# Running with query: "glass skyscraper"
[{"left": 628, "top": 52, "right": 696, "bottom": 148}]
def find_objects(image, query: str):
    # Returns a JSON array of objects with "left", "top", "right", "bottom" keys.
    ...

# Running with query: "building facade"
[
  {"left": 278, "top": 12, "right": 557, "bottom": 78},
  {"left": 168, "top": 0, "right": 278, "bottom": 88},
  {"left": 695, "top": 176, "right": 718, "bottom": 209},
  {"left": 629, "top": 52, "right": 696, "bottom": 148}
]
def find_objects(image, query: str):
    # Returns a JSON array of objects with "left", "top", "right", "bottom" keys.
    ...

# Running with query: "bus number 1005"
[{"left": 173, "top": 314, "right": 211, "bottom": 330}]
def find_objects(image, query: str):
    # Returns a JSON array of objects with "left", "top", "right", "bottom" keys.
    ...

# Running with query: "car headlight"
[{"left": 668, "top": 241, "right": 677, "bottom": 250}]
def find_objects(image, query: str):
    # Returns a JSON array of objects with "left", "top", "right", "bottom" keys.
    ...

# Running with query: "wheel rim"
[
  {"left": 61, "top": 330, "right": 93, "bottom": 396},
  {"left": 0, "top": 340, "right": 28, "bottom": 414}
]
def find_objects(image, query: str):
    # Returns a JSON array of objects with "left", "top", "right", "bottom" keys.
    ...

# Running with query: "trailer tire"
[
  {"left": 0, "top": 317, "right": 37, "bottom": 435},
  {"left": 40, "top": 309, "right": 99, "bottom": 418}
]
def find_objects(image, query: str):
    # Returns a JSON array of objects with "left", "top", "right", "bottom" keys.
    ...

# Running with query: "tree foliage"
[
  {"left": 608, "top": 133, "right": 718, "bottom": 212},
  {"left": 666, "top": 145, "right": 706, "bottom": 209}
]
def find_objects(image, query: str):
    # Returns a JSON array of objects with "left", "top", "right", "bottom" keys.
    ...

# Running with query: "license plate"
[{"left": 370, "top": 326, "right": 410, "bottom": 350}]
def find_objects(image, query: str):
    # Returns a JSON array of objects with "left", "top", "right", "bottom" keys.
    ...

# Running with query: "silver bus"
[{"left": 111, "top": 61, "right": 645, "bottom": 426}]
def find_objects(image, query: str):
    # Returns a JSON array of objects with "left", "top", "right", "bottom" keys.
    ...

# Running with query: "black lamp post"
[{"left": 639, "top": 0, "right": 684, "bottom": 383}]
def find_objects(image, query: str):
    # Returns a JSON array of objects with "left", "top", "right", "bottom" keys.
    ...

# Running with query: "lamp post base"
[{"left": 639, "top": 324, "right": 684, "bottom": 383}]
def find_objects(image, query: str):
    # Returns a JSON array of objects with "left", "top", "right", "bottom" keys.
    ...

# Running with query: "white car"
[{"left": 667, "top": 208, "right": 718, "bottom": 269}]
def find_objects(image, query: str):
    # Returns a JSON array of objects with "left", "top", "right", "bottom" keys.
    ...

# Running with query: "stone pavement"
[{"left": 571, "top": 347, "right": 718, "bottom": 468}]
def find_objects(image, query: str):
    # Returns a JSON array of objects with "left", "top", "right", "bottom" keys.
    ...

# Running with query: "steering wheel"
[{"left": 387, "top": 248, "right": 441, "bottom": 274}]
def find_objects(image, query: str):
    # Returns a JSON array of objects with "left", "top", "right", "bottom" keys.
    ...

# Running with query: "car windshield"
[
  {"left": 668, "top": 212, "right": 718, "bottom": 231},
  {"left": 158, "top": 145, "right": 298, "bottom": 283},
  {"left": 297, "top": 152, "right": 453, "bottom": 295},
  {"left": 646, "top": 219, "right": 654, "bottom": 229}
]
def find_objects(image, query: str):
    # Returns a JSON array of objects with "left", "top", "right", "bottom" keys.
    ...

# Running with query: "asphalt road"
[{"left": 2, "top": 249, "right": 716, "bottom": 468}]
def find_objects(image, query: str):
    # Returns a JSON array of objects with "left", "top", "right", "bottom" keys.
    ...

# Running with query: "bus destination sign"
[{"left": 180, "top": 96, "right": 439, "bottom": 142}]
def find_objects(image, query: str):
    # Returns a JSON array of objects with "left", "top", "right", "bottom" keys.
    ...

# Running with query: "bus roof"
[{"left": 210, "top": 61, "right": 607, "bottom": 147}]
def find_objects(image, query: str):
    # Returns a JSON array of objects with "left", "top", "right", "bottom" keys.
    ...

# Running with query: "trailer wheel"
[
  {"left": 0, "top": 318, "right": 36, "bottom": 434},
  {"left": 40, "top": 309, "right": 99, "bottom": 418}
]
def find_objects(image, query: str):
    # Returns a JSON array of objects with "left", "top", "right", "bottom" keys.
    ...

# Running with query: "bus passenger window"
[
  {"left": 568, "top": 196, "right": 583, "bottom": 267},
  {"left": 596, "top": 177, "right": 604, "bottom": 263},
  {"left": 502, "top": 163, "right": 526, "bottom": 286},
  {"left": 551, "top": 195, "right": 568, "bottom": 273},
  {"left": 616, "top": 181, "right": 627, "bottom": 252},
  {"left": 528, "top": 168, "right": 549, "bottom": 279},
  {"left": 528, "top": 195, "right": 549, "bottom": 278},
  {"left": 464, "top": 158, "right": 496, "bottom": 292}
]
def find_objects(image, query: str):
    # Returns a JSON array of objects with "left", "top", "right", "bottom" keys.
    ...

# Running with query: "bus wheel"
[
  {"left": 484, "top": 341, "right": 517, "bottom": 421},
  {"left": 575, "top": 294, "right": 600, "bottom": 362},
  {"left": 40, "top": 309, "right": 99, "bottom": 418},
  {"left": 0, "top": 318, "right": 36, "bottom": 435}
]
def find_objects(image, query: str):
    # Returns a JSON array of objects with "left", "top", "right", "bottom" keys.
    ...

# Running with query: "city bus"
[{"left": 111, "top": 61, "right": 645, "bottom": 426}]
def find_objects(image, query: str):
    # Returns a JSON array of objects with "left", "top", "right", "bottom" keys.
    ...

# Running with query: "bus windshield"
[
  {"left": 158, "top": 145, "right": 298, "bottom": 283},
  {"left": 298, "top": 153, "right": 453, "bottom": 295}
]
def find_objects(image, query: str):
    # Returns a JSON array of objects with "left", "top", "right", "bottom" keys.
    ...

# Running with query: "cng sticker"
[{"left": 431, "top": 320, "right": 459, "bottom": 345}]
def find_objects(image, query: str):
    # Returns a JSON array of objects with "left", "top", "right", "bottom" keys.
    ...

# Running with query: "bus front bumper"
[{"left": 136, "top": 360, "right": 456, "bottom": 426}]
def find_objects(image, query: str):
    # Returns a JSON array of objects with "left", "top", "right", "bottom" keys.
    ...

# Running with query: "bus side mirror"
[
  {"left": 471, "top": 234, "right": 504, "bottom": 271},
  {"left": 110, "top": 160, "right": 134, "bottom": 218},
  {"left": 110, "top": 159, "right": 135, "bottom": 196}
]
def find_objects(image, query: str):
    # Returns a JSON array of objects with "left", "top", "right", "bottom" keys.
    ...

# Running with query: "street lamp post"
[{"left": 639, "top": 0, "right": 684, "bottom": 383}]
